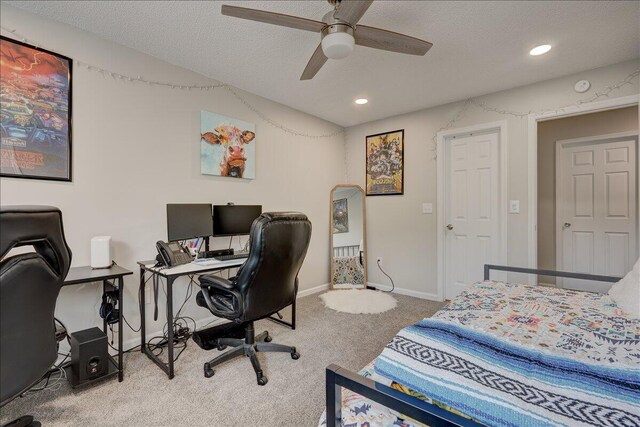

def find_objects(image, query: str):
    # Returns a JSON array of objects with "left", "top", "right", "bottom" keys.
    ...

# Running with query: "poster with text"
[
  {"left": 366, "top": 129, "right": 404, "bottom": 196},
  {"left": 200, "top": 111, "right": 256, "bottom": 179},
  {"left": 0, "top": 36, "right": 72, "bottom": 181}
]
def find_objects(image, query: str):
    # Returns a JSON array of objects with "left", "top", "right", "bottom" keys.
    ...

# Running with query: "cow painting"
[{"left": 200, "top": 112, "right": 256, "bottom": 179}]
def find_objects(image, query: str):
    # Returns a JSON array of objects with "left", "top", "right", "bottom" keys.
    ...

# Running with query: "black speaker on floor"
[{"left": 70, "top": 327, "right": 109, "bottom": 386}]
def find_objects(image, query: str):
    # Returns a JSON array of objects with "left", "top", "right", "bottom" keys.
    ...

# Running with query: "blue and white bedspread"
[{"left": 375, "top": 281, "right": 640, "bottom": 427}]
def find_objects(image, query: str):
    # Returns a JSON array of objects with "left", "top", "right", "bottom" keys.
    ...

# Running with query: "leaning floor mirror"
[{"left": 330, "top": 185, "right": 367, "bottom": 289}]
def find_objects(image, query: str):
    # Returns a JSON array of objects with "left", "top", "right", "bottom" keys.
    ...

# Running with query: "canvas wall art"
[
  {"left": 0, "top": 36, "right": 72, "bottom": 181},
  {"left": 333, "top": 198, "right": 349, "bottom": 234},
  {"left": 200, "top": 111, "right": 256, "bottom": 179},
  {"left": 366, "top": 129, "right": 404, "bottom": 196}
]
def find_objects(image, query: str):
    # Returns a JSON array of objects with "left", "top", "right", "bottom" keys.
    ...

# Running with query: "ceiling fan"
[{"left": 221, "top": 0, "right": 433, "bottom": 80}]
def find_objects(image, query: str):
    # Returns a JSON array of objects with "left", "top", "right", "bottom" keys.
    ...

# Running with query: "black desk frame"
[
  {"left": 138, "top": 261, "right": 296, "bottom": 379},
  {"left": 63, "top": 265, "right": 133, "bottom": 384}
]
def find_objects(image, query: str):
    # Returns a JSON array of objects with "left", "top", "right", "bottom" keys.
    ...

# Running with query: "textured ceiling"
[{"left": 6, "top": 1, "right": 640, "bottom": 127}]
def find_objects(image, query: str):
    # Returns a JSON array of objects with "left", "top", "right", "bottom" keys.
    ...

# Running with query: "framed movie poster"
[
  {"left": 200, "top": 110, "right": 256, "bottom": 179},
  {"left": 365, "top": 129, "right": 404, "bottom": 196},
  {"left": 0, "top": 36, "right": 73, "bottom": 181}
]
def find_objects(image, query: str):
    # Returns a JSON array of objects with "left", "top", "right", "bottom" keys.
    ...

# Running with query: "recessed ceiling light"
[
  {"left": 529, "top": 44, "right": 552, "bottom": 56},
  {"left": 355, "top": 98, "right": 368, "bottom": 105}
]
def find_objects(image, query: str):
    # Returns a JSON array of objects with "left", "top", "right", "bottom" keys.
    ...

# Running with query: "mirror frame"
[{"left": 330, "top": 184, "right": 367, "bottom": 290}]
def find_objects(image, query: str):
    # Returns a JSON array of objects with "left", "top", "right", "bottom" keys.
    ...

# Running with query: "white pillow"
[{"left": 608, "top": 257, "right": 640, "bottom": 318}]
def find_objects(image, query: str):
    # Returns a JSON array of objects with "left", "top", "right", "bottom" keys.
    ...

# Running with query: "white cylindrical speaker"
[{"left": 91, "top": 236, "right": 112, "bottom": 269}]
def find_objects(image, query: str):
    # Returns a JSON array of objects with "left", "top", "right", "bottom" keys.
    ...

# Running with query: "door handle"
[
  {"left": 446, "top": 224, "right": 454, "bottom": 230},
  {"left": 562, "top": 222, "right": 571, "bottom": 230}
]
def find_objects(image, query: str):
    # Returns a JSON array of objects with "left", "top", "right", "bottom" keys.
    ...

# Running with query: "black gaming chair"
[
  {"left": 196, "top": 212, "right": 311, "bottom": 385},
  {"left": 0, "top": 206, "right": 72, "bottom": 427}
]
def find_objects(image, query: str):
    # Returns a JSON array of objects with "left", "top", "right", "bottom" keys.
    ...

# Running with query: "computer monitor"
[
  {"left": 213, "top": 205, "right": 262, "bottom": 236},
  {"left": 167, "top": 204, "right": 213, "bottom": 242}
]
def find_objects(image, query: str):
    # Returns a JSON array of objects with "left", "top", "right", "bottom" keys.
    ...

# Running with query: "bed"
[
  {"left": 332, "top": 245, "right": 365, "bottom": 288},
  {"left": 321, "top": 265, "right": 639, "bottom": 427}
]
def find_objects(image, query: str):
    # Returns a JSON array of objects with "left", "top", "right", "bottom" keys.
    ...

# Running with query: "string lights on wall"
[
  {"left": 431, "top": 68, "right": 639, "bottom": 158},
  {"left": 1, "top": 26, "right": 638, "bottom": 146},
  {"left": 0, "top": 26, "right": 343, "bottom": 139}
]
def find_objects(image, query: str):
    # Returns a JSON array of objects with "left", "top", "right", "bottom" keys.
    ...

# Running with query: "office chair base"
[
  {"left": 202, "top": 323, "right": 299, "bottom": 385},
  {"left": 3, "top": 415, "right": 41, "bottom": 427}
]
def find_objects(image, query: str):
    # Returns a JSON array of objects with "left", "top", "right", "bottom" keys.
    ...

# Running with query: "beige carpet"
[{"left": 1, "top": 292, "right": 444, "bottom": 427}]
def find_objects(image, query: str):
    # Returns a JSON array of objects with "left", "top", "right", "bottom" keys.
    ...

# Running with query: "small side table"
[{"left": 64, "top": 264, "right": 133, "bottom": 384}]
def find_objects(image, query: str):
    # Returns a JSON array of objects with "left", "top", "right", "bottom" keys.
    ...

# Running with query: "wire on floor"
[
  {"left": 377, "top": 259, "right": 395, "bottom": 293},
  {"left": 20, "top": 352, "right": 70, "bottom": 396},
  {"left": 143, "top": 274, "right": 198, "bottom": 362}
]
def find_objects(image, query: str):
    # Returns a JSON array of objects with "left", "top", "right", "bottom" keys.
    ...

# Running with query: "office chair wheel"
[
  {"left": 264, "top": 334, "right": 272, "bottom": 342},
  {"left": 291, "top": 351, "right": 300, "bottom": 360},
  {"left": 214, "top": 339, "right": 228, "bottom": 351},
  {"left": 203, "top": 363, "right": 215, "bottom": 378},
  {"left": 257, "top": 375, "right": 268, "bottom": 386}
]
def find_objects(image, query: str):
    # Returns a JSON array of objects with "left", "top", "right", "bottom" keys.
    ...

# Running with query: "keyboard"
[
  {"left": 192, "top": 253, "right": 248, "bottom": 266},
  {"left": 214, "top": 253, "right": 249, "bottom": 261},
  {"left": 192, "top": 258, "right": 217, "bottom": 265}
]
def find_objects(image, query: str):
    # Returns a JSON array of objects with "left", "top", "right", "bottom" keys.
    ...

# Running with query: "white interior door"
[
  {"left": 445, "top": 132, "right": 500, "bottom": 299},
  {"left": 557, "top": 134, "right": 638, "bottom": 292}
]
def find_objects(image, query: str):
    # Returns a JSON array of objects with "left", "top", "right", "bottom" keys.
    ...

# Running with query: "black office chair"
[
  {"left": 0, "top": 206, "right": 72, "bottom": 427},
  {"left": 196, "top": 212, "right": 311, "bottom": 385}
]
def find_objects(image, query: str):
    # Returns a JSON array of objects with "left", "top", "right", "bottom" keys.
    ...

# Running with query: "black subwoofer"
[{"left": 70, "top": 327, "right": 108, "bottom": 386}]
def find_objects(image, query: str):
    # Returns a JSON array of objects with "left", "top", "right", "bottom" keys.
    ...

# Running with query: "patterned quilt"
[
  {"left": 333, "top": 255, "right": 365, "bottom": 287},
  {"left": 375, "top": 281, "right": 640, "bottom": 427},
  {"left": 318, "top": 361, "right": 427, "bottom": 427}
]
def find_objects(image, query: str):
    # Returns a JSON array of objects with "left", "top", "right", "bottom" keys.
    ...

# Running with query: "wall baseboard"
[
  {"left": 298, "top": 283, "right": 329, "bottom": 298},
  {"left": 367, "top": 282, "right": 442, "bottom": 302},
  {"left": 117, "top": 282, "right": 331, "bottom": 352},
  {"left": 117, "top": 282, "right": 440, "bottom": 352},
  {"left": 116, "top": 282, "right": 441, "bottom": 353}
]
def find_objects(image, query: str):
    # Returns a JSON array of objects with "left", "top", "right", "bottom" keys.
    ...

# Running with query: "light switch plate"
[
  {"left": 509, "top": 200, "right": 520, "bottom": 214},
  {"left": 422, "top": 203, "right": 433, "bottom": 214}
]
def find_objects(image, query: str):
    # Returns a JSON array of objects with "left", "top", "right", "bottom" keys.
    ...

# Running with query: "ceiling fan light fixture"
[
  {"left": 321, "top": 27, "right": 355, "bottom": 59},
  {"left": 221, "top": 2, "right": 433, "bottom": 81}
]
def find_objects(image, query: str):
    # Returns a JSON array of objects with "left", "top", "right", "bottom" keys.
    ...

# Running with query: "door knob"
[
  {"left": 446, "top": 224, "right": 453, "bottom": 230},
  {"left": 563, "top": 222, "right": 571, "bottom": 229}
]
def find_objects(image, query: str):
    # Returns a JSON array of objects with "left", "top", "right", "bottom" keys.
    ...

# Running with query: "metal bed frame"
[
  {"left": 333, "top": 244, "right": 360, "bottom": 257},
  {"left": 325, "top": 264, "right": 622, "bottom": 427}
]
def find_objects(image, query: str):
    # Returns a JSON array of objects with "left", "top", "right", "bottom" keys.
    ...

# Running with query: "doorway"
[
  {"left": 536, "top": 105, "right": 639, "bottom": 289},
  {"left": 437, "top": 121, "right": 507, "bottom": 301}
]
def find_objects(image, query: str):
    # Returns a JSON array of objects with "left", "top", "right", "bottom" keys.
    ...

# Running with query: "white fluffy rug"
[{"left": 319, "top": 289, "right": 397, "bottom": 314}]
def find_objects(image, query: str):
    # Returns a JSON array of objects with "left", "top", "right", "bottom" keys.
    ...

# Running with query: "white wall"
[
  {"left": 0, "top": 5, "right": 345, "bottom": 349},
  {"left": 346, "top": 60, "right": 639, "bottom": 299},
  {"left": 2, "top": 4, "right": 639, "bottom": 351}
]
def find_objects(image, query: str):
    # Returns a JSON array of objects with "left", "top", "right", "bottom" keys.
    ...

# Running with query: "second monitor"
[
  {"left": 167, "top": 203, "right": 213, "bottom": 242},
  {"left": 213, "top": 205, "right": 262, "bottom": 237}
]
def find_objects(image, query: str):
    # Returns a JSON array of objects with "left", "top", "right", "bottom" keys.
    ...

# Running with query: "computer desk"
[{"left": 137, "top": 259, "right": 296, "bottom": 379}]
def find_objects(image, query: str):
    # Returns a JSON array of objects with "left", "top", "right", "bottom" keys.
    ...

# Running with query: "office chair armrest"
[
  {"left": 199, "top": 274, "right": 235, "bottom": 291},
  {"left": 198, "top": 275, "right": 244, "bottom": 319}
]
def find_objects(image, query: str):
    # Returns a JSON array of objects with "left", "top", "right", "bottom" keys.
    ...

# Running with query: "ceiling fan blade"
[
  {"left": 355, "top": 25, "right": 432, "bottom": 56},
  {"left": 221, "top": 5, "right": 325, "bottom": 33},
  {"left": 300, "top": 44, "right": 328, "bottom": 80},
  {"left": 334, "top": 0, "right": 374, "bottom": 24}
]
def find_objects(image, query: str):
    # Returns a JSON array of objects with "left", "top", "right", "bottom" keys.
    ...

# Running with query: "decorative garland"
[
  {"left": 0, "top": 26, "right": 343, "bottom": 139},
  {"left": 2, "top": 26, "right": 638, "bottom": 146},
  {"left": 431, "top": 69, "right": 640, "bottom": 158}
]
